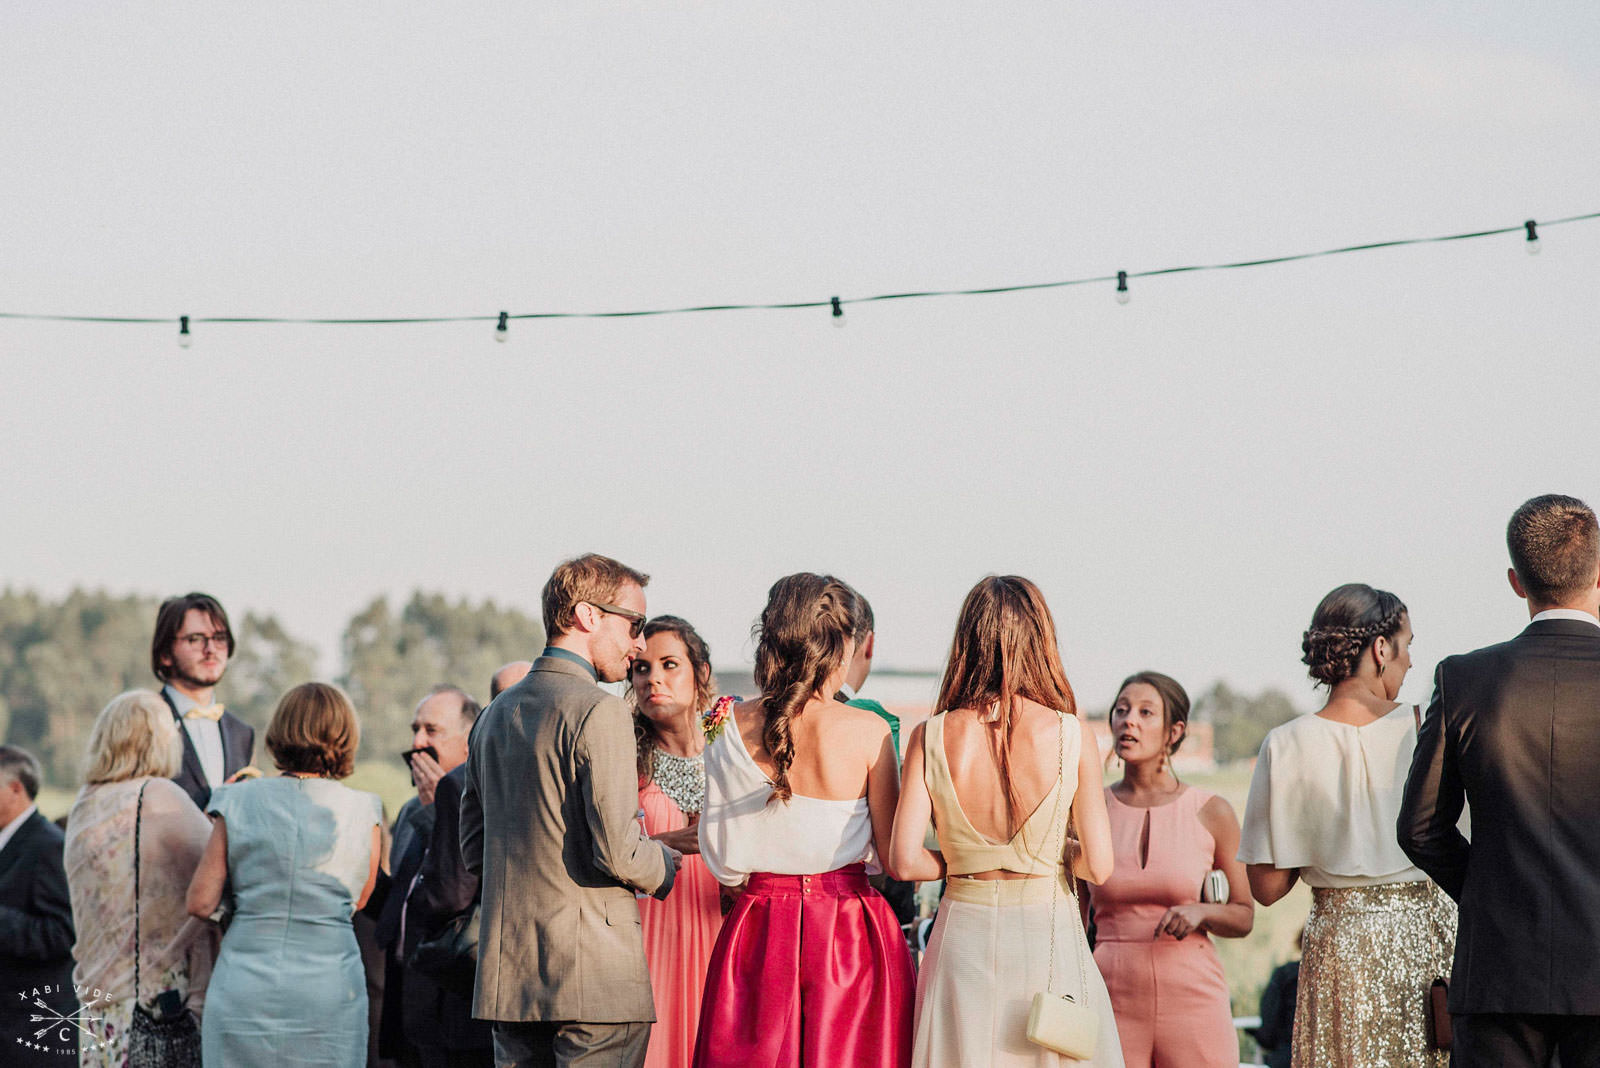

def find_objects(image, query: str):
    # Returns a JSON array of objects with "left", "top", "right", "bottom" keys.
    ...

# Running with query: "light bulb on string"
[
  {"left": 831, "top": 296, "right": 846, "bottom": 328},
  {"left": 1525, "top": 220, "right": 1541, "bottom": 255},
  {"left": 1115, "top": 271, "right": 1130, "bottom": 305},
  {"left": 178, "top": 316, "right": 192, "bottom": 348},
  {"left": 495, "top": 311, "right": 509, "bottom": 342}
]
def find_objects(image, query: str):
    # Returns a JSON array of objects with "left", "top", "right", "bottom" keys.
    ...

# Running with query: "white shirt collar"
[
  {"left": 164, "top": 683, "right": 198, "bottom": 714},
  {"left": 1530, "top": 608, "right": 1600, "bottom": 630},
  {"left": 0, "top": 803, "right": 38, "bottom": 855}
]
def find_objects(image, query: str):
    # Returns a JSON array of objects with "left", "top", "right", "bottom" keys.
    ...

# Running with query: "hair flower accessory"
[{"left": 702, "top": 695, "right": 736, "bottom": 742}]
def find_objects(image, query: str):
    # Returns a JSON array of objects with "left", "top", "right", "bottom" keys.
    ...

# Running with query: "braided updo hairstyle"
[
  {"left": 752, "top": 573, "right": 859, "bottom": 804},
  {"left": 1301, "top": 583, "right": 1408, "bottom": 687}
]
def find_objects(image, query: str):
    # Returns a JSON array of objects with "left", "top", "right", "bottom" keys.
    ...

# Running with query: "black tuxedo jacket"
[
  {"left": 0, "top": 809, "right": 77, "bottom": 1064},
  {"left": 1399, "top": 617, "right": 1600, "bottom": 1014},
  {"left": 160, "top": 689, "right": 256, "bottom": 811}
]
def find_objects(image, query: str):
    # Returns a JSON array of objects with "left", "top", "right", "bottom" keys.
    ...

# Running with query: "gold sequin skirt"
[{"left": 1292, "top": 880, "right": 1456, "bottom": 1068}]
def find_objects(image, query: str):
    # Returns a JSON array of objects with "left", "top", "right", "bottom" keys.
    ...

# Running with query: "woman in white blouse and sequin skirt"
[
  {"left": 629, "top": 616, "right": 727, "bottom": 1068},
  {"left": 1239, "top": 584, "right": 1457, "bottom": 1068}
]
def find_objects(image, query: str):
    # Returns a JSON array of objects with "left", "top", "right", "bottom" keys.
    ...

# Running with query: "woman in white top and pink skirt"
[
  {"left": 1239, "top": 584, "right": 1457, "bottom": 1067},
  {"left": 693, "top": 574, "right": 914, "bottom": 1068}
]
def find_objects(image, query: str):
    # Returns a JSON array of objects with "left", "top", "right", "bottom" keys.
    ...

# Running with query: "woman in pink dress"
[
  {"left": 629, "top": 616, "right": 726, "bottom": 1068},
  {"left": 693, "top": 573, "right": 914, "bottom": 1068},
  {"left": 1088, "top": 672, "right": 1254, "bottom": 1068}
]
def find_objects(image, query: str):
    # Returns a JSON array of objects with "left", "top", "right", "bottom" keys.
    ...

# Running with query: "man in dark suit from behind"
[
  {"left": 1400, "top": 493, "right": 1600, "bottom": 1066},
  {"left": 152, "top": 593, "right": 257, "bottom": 810},
  {"left": 0, "top": 745, "right": 77, "bottom": 1066}
]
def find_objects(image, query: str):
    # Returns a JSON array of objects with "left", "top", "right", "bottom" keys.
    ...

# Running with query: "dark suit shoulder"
[
  {"left": 436, "top": 764, "right": 467, "bottom": 803},
  {"left": 11, "top": 810, "right": 64, "bottom": 854}
]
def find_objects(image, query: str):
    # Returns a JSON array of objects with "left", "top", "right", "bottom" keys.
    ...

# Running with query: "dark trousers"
[
  {"left": 491, "top": 1021, "right": 650, "bottom": 1068},
  {"left": 1455, "top": 1013, "right": 1600, "bottom": 1067},
  {"left": 414, "top": 1045, "right": 494, "bottom": 1068}
]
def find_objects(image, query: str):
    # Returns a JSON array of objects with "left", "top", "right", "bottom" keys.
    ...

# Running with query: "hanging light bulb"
[
  {"left": 495, "top": 311, "right": 509, "bottom": 342},
  {"left": 1524, "top": 220, "right": 1541, "bottom": 255},
  {"left": 831, "top": 296, "right": 846, "bottom": 327},
  {"left": 1115, "top": 271, "right": 1130, "bottom": 305},
  {"left": 178, "top": 316, "right": 192, "bottom": 348}
]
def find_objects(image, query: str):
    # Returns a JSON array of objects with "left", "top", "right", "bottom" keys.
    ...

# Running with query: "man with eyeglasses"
[
  {"left": 461, "top": 553, "right": 681, "bottom": 1068},
  {"left": 151, "top": 592, "right": 257, "bottom": 810}
]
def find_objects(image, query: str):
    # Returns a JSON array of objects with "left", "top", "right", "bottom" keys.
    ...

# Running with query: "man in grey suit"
[{"left": 462, "top": 553, "right": 681, "bottom": 1067}]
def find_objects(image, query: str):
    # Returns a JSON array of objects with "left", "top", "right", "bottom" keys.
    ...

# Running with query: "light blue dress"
[{"left": 203, "top": 776, "right": 383, "bottom": 1067}]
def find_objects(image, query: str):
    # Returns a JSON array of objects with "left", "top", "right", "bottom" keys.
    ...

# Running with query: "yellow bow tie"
[{"left": 184, "top": 705, "right": 224, "bottom": 722}]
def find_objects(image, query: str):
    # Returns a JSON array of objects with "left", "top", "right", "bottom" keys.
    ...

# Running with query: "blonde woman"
[{"left": 65, "top": 690, "right": 219, "bottom": 1067}]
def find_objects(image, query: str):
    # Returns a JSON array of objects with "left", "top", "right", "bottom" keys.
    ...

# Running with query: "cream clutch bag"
[{"left": 1027, "top": 991, "right": 1099, "bottom": 1059}]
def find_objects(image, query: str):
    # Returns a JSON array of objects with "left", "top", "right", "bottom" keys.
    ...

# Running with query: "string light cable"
[{"left": 1, "top": 210, "right": 1593, "bottom": 345}]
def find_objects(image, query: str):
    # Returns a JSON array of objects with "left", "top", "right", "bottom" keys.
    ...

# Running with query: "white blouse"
[
  {"left": 1238, "top": 705, "right": 1452, "bottom": 888},
  {"left": 699, "top": 712, "right": 879, "bottom": 887}
]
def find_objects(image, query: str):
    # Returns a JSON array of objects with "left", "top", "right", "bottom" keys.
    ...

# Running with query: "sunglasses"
[{"left": 590, "top": 602, "right": 647, "bottom": 638}]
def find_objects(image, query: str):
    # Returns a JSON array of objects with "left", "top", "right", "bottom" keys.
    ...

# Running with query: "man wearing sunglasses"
[
  {"left": 462, "top": 553, "right": 681, "bottom": 1068},
  {"left": 151, "top": 592, "right": 258, "bottom": 810}
]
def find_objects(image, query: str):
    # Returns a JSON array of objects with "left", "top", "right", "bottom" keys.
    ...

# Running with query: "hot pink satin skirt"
[{"left": 691, "top": 864, "right": 914, "bottom": 1068}]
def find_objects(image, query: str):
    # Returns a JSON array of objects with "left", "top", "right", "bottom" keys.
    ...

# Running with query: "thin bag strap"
[
  {"left": 1413, "top": 704, "right": 1422, "bottom": 733},
  {"left": 134, "top": 780, "right": 148, "bottom": 1006},
  {"left": 1044, "top": 712, "right": 1090, "bottom": 1002}
]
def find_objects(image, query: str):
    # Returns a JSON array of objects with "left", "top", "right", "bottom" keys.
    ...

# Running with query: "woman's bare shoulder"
[{"left": 732, "top": 697, "right": 766, "bottom": 745}]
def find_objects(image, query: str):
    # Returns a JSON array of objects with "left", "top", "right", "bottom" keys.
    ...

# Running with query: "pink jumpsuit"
[{"left": 1090, "top": 787, "right": 1238, "bottom": 1068}]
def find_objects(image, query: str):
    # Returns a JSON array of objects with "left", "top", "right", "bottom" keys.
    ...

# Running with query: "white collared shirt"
[
  {"left": 0, "top": 802, "right": 38, "bottom": 855},
  {"left": 1530, "top": 608, "right": 1600, "bottom": 630},
  {"left": 166, "top": 684, "right": 226, "bottom": 786}
]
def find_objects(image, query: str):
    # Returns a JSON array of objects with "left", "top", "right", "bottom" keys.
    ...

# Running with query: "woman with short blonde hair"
[
  {"left": 65, "top": 690, "right": 218, "bottom": 1068},
  {"left": 82, "top": 690, "right": 184, "bottom": 784}
]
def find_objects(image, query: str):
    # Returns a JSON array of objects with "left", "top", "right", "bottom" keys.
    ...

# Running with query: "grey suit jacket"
[{"left": 461, "top": 655, "right": 674, "bottom": 1023}]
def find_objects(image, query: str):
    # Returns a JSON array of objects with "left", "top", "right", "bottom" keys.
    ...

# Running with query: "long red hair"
[{"left": 933, "top": 575, "right": 1077, "bottom": 838}]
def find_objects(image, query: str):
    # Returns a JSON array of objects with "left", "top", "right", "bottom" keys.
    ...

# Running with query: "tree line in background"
[
  {"left": 0, "top": 587, "right": 1300, "bottom": 786},
  {"left": 0, "top": 587, "right": 543, "bottom": 786},
  {"left": 1194, "top": 681, "right": 1301, "bottom": 764}
]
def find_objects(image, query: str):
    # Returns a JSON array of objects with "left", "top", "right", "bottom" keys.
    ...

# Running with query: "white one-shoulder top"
[
  {"left": 1238, "top": 705, "right": 1444, "bottom": 888},
  {"left": 698, "top": 712, "right": 879, "bottom": 887}
]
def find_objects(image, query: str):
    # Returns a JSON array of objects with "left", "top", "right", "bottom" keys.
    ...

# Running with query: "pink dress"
[
  {"left": 1090, "top": 786, "right": 1237, "bottom": 1068},
  {"left": 638, "top": 750, "right": 724, "bottom": 1068}
]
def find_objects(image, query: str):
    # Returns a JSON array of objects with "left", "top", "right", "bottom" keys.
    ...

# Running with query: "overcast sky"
[{"left": 3, "top": 2, "right": 1598, "bottom": 712}]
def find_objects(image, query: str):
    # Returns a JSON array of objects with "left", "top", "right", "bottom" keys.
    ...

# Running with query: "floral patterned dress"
[{"left": 63, "top": 777, "right": 217, "bottom": 1068}]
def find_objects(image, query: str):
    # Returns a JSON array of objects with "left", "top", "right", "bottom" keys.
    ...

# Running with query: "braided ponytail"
[
  {"left": 1301, "top": 583, "right": 1408, "bottom": 687},
  {"left": 752, "top": 574, "right": 857, "bottom": 803}
]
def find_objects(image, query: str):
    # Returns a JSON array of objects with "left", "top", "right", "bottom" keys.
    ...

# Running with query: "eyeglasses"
[
  {"left": 589, "top": 602, "right": 647, "bottom": 639},
  {"left": 177, "top": 632, "right": 230, "bottom": 651}
]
